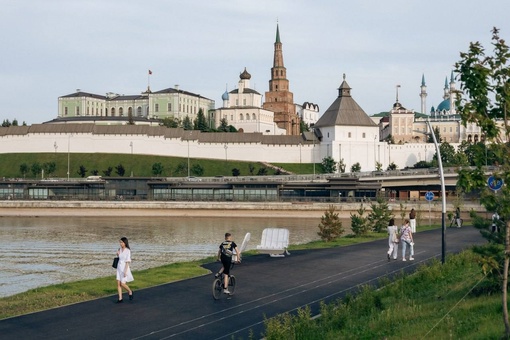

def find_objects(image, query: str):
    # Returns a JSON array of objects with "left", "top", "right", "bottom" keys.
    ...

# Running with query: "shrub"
[{"left": 317, "top": 205, "right": 345, "bottom": 241}]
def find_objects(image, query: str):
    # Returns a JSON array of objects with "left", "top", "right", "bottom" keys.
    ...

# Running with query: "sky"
[{"left": 1, "top": 0, "right": 510, "bottom": 125}]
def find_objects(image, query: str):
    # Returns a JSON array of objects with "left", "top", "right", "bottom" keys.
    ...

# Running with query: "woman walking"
[
  {"left": 387, "top": 218, "right": 399, "bottom": 261},
  {"left": 116, "top": 236, "right": 134, "bottom": 303},
  {"left": 400, "top": 219, "right": 414, "bottom": 261}
]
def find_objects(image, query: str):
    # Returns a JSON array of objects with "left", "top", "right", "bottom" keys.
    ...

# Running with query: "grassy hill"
[{"left": 0, "top": 153, "right": 319, "bottom": 179}]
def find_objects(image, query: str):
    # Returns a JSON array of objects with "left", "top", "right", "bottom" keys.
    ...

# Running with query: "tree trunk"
[{"left": 503, "top": 220, "right": 510, "bottom": 337}]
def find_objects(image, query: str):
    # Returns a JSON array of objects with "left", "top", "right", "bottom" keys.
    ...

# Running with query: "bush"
[
  {"left": 350, "top": 204, "right": 370, "bottom": 236},
  {"left": 317, "top": 205, "right": 345, "bottom": 241}
]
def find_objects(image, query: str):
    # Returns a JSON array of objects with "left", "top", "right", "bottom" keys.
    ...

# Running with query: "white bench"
[{"left": 256, "top": 228, "right": 290, "bottom": 257}]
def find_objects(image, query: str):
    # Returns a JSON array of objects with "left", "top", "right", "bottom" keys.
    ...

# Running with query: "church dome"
[
  {"left": 240, "top": 67, "right": 251, "bottom": 80},
  {"left": 221, "top": 90, "right": 229, "bottom": 101},
  {"left": 436, "top": 99, "right": 450, "bottom": 112}
]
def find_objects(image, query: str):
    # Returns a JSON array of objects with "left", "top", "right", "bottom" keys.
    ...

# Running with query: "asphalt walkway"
[{"left": 0, "top": 226, "right": 485, "bottom": 340}]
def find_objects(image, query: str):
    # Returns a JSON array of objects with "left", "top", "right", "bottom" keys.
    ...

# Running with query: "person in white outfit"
[
  {"left": 116, "top": 236, "right": 134, "bottom": 303},
  {"left": 409, "top": 208, "right": 417, "bottom": 233},
  {"left": 400, "top": 219, "right": 414, "bottom": 261},
  {"left": 387, "top": 218, "right": 399, "bottom": 261}
]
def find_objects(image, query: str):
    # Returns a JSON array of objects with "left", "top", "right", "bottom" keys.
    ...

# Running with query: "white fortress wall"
[{"left": 0, "top": 132, "right": 451, "bottom": 171}]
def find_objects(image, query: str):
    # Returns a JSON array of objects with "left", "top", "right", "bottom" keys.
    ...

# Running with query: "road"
[{"left": 0, "top": 226, "right": 485, "bottom": 340}]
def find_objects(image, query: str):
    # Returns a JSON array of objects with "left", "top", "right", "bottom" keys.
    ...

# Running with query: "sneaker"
[
  {"left": 409, "top": 257, "right": 414, "bottom": 261},
  {"left": 387, "top": 253, "right": 390, "bottom": 261},
  {"left": 402, "top": 258, "right": 407, "bottom": 261},
  {"left": 214, "top": 273, "right": 220, "bottom": 278},
  {"left": 223, "top": 289, "right": 231, "bottom": 294},
  {"left": 129, "top": 291, "right": 134, "bottom": 300}
]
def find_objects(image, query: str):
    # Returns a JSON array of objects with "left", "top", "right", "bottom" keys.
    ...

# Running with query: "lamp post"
[
  {"left": 54, "top": 142, "right": 58, "bottom": 154},
  {"left": 187, "top": 139, "right": 190, "bottom": 178},
  {"left": 417, "top": 121, "right": 446, "bottom": 264},
  {"left": 67, "top": 134, "right": 72, "bottom": 181},
  {"left": 130, "top": 141, "right": 133, "bottom": 154}
]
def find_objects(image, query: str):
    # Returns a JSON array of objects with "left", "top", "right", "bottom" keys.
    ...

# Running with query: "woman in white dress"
[
  {"left": 386, "top": 218, "right": 399, "bottom": 261},
  {"left": 116, "top": 237, "right": 134, "bottom": 303}
]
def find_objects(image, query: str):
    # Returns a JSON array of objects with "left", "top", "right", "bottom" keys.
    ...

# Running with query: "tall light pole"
[
  {"left": 187, "top": 139, "right": 190, "bottom": 178},
  {"left": 67, "top": 134, "right": 72, "bottom": 181},
  {"left": 224, "top": 144, "right": 228, "bottom": 175},
  {"left": 54, "top": 142, "right": 58, "bottom": 154},
  {"left": 421, "top": 120, "right": 447, "bottom": 264},
  {"left": 130, "top": 141, "right": 133, "bottom": 154}
]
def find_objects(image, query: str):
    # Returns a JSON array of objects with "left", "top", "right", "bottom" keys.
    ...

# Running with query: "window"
[
  {"left": 252, "top": 113, "right": 256, "bottom": 120},
  {"left": 76, "top": 106, "right": 80, "bottom": 115},
  {"left": 64, "top": 107, "right": 68, "bottom": 116},
  {"left": 243, "top": 99, "right": 246, "bottom": 106},
  {"left": 119, "top": 107, "right": 124, "bottom": 116},
  {"left": 362, "top": 132, "right": 366, "bottom": 138},
  {"left": 240, "top": 114, "right": 244, "bottom": 121},
  {"left": 111, "top": 108, "right": 115, "bottom": 116},
  {"left": 168, "top": 103, "right": 172, "bottom": 111},
  {"left": 348, "top": 132, "right": 352, "bottom": 138},
  {"left": 155, "top": 104, "right": 159, "bottom": 112},
  {"left": 236, "top": 99, "right": 239, "bottom": 106},
  {"left": 246, "top": 114, "right": 249, "bottom": 121},
  {"left": 275, "top": 85, "right": 278, "bottom": 91},
  {"left": 137, "top": 107, "right": 142, "bottom": 116}
]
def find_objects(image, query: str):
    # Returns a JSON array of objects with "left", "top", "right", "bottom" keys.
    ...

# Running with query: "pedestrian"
[
  {"left": 116, "top": 236, "right": 134, "bottom": 303},
  {"left": 400, "top": 219, "right": 414, "bottom": 261},
  {"left": 216, "top": 232, "right": 240, "bottom": 295},
  {"left": 492, "top": 212, "right": 500, "bottom": 233},
  {"left": 386, "top": 218, "right": 399, "bottom": 261},
  {"left": 409, "top": 208, "right": 417, "bottom": 233},
  {"left": 455, "top": 207, "right": 462, "bottom": 228}
]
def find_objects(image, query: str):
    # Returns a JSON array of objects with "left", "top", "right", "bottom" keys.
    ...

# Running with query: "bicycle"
[
  {"left": 449, "top": 217, "right": 463, "bottom": 228},
  {"left": 212, "top": 271, "right": 236, "bottom": 300}
]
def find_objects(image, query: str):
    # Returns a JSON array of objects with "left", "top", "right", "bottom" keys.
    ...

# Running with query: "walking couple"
[{"left": 387, "top": 218, "right": 414, "bottom": 261}]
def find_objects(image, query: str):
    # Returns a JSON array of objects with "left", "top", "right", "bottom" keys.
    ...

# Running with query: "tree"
[
  {"left": 12, "top": 119, "right": 18, "bottom": 126},
  {"left": 127, "top": 112, "right": 135, "bottom": 125},
  {"left": 193, "top": 109, "right": 209, "bottom": 131},
  {"left": 375, "top": 161, "right": 383, "bottom": 172},
  {"left": 2, "top": 119, "right": 11, "bottom": 127},
  {"left": 19, "top": 163, "right": 29, "bottom": 178},
  {"left": 191, "top": 164, "right": 204, "bottom": 176},
  {"left": 42, "top": 162, "right": 56, "bottom": 177},
  {"left": 350, "top": 162, "right": 361, "bottom": 173},
  {"left": 161, "top": 117, "right": 180, "bottom": 128},
  {"left": 257, "top": 167, "right": 268, "bottom": 176},
  {"left": 115, "top": 164, "right": 126, "bottom": 176},
  {"left": 321, "top": 156, "right": 337, "bottom": 173},
  {"left": 77, "top": 165, "right": 87, "bottom": 178},
  {"left": 102, "top": 166, "right": 113, "bottom": 177},
  {"left": 300, "top": 120, "right": 310, "bottom": 133},
  {"left": 218, "top": 118, "right": 229, "bottom": 132},
  {"left": 317, "top": 205, "right": 345, "bottom": 241},
  {"left": 387, "top": 162, "right": 398, "bottom": 171},
  {"left": 152, "top": 162, "right": 164, "bottom": 176},
  {"left": 338, "top": 158, "right": 346, "bottom": 173},
  {"left": 350, "top": 204, "right": 370, "bottom": 236},
  {"left": 91, "top": 169, "right": 99, "bottom": 175},
  {"left": 183, "top": 116, "right": 193, "bottom": 130},
  {"left": 232, "top": 168, "right": 240, "bottom": 176},
  {"left": 248, "top": 164, "right": 255, "bottom": 175},
  {"left": 367, "top": 197, "right": 393, "bottom": 233},
  {"left": 30, "top": 162, "right": 41, "bottom": 178},
  {"left": 454, "top": 27, "right": 510, "bottom": 337}
]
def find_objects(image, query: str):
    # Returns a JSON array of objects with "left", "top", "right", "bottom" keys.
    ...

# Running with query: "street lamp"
[
  {"left": 130, "top": 141, "right": 133, "bottom": 154},
  {"left": 416, "top": 120, "right": 446, "bottom": 264},
  {"left": 187, "top": 139, "right": 190, "bottom": 178},
  {"left": 67, "top": 134, "right": 72, "bottom": 181},
  {"left": 54, "top": 142, "right": 58, "bottom": 154}
]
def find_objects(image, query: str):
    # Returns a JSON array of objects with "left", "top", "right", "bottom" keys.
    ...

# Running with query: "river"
[{"left": 0, "top": 215, "right": 327, "bottom": 297}]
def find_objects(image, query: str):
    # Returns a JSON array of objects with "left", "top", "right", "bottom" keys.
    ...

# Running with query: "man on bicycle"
[{"left": 216, "top": 233, "right": 240, "bottom": 294}]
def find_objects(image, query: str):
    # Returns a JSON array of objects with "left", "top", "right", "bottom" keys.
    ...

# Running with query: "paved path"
[{"left": 0, "top": 226, "right": 485, "bottom": 340}]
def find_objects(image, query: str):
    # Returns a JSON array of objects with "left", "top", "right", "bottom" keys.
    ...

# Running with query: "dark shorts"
[{"left": 220, "top": 254, "right": 232, "bottom": 275}]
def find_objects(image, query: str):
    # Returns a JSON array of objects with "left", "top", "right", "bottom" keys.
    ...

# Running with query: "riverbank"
[{"left": 0, "top": 200, "right": 484, "bottom": 218}]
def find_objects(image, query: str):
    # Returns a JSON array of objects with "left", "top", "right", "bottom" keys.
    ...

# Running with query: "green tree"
[
  {"left": 428, "top": 126, "right": 441, "bottom": 143},
  {"left": 317, "top": 205, "right": 345, "bottom": 241},
  {"left": 232, "top": 168, "right": 240, "bottom": 176},
  {"left": 19, "top": 163, "right": 29, "bottom": 178},
  {"left": 454, "top": 27, "right": 510, "bottom": 336},
  {"left": 102, "top": 166, "right": 113, "bottom": 177},
  {"left": 375, "top": 161, "right": 382, "bottom": 172},
  {"left": 350, "top": 162, "right": 361, "bottom": 173},
  {"left": 152, "top": 162, "right": 164, "bottom": 176},
  {"left": 193, "top": 109, "right": 208, "bottom": 131},
  {"left": 433, "top": 142, "right": 456, "bottom": 166},
  {"left": 183, "top": 116, "right": 193, "bottom": 130},
  {"left": 248, "top": 164, "right": 255, "bottom": 175},
  {"left": 115, "top": 164, "right": 125, "bottom": 176},
  {"left": 367, "top": 197, "right": 393, "bottom": 233},
  {"left": 2, "top": 119, "right": 11, "bottom": 127},
  {"left": 12, "top": 119, "right": 18, "bottom": 126},
  {"left": 386, "top": 162, "right": 398, "bottom": 171},
  {"left": 161, "top": 117, "right": 180, "bottom": 128},
  {"left": 30, "top": 162, "right": 41, "bottom": 178},
  {"left": 127, "top": 112, "right": 135, "bottom": 125},
  {"left": 321, "top": 156, "right": 337, "bottom": 173},
  {"left": 174, "top": 162, "right": 187, "bottom": 176},
  {"left": 218, "top": 118, "right": 229, "bottom": 132},
  {"left": 91, "top": 169, "right": 99, "bottom": 175},
  {"left": 300, "top": 120, "right": 310, "bottom": 133},
  {"left": 77, "top": 165, "right": 87, "bottom": 178},
  {"left": 257, "top": 167, "right": 268, "bottom": 176},
  {"left": 191, "top": 164, "right": 204, "bottom": 176},
  {"left": 42, "top": 162, "right": 56, "bottom": 177},
  {"left": 350, "top": 204, "right": 370, "bottom": 236}
]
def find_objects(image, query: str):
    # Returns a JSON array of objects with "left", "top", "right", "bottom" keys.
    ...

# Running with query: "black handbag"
[{"left": 112, "top": 257, "right": 119, "bottom": 268}]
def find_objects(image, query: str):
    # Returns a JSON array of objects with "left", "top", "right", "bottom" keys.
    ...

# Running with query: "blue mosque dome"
[
  {"left": 221, "top": 90, "right": 229, "bottom": 101},
  {"left": 436, "top": 99, "right": 450, "bottom": 112}
]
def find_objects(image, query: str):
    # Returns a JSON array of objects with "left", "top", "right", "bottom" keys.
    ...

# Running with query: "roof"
[
  {"left": 229, "top": 88, "right": 261, "bottom": 95},
  {"left": 314, "top": 79, "right": 377, "bottom": 128},
  {"left": 60, "top": 92, "right": 106, "bottom": 100}
]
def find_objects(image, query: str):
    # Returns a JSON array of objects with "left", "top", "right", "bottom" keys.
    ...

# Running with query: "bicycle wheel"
[
  {"left": 228, "top": 275, "right": 236, "bottom": 295},
  {"left": 212, "top": 278, "right": 222, "bottom": 300}
]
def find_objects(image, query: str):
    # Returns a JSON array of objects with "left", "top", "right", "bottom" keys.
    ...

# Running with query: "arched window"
[
  {"left": 252, "top": 113, "right": 256, "bottom": 120},
  {"left": 246, "top": 114, "right": 249, "bottom": 121},
  {"left": 111, "top": 108, "right": 115, "bottom": 116},
  {"left": 128, "top": 107, "right": 132, "bottom": 115},
  {"left": 105, "top": 108, "right": 108, "bottom": 116},
  {"left": 240, "top": 113, "right": 244, "bottom": 121},
  {"left": 119, "top": 107, "right": 124, "bottom": 116},
  {"left": 137, "top": 107, "right": 142, "bottom": 116}
]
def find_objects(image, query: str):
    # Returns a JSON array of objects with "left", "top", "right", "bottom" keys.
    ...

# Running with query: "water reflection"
[{"left": 0, "top": 215, "right": 323, "bottom": 297}]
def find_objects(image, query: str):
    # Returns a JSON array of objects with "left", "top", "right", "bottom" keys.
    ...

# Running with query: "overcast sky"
[{"left": 2, "top": 0, "right": 509, "bottom": 125}]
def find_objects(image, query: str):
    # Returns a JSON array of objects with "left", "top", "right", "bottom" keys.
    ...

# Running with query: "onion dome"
[{"left": 240, "top": 67, "right": 251, "bottom": 80}]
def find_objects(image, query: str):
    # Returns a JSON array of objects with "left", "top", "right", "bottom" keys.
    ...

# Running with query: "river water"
[{"left": 0, "top": 215, "right": 327, "bottom": 297}]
